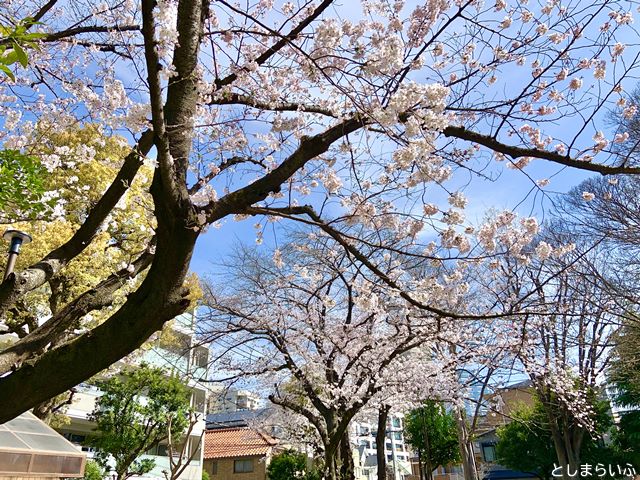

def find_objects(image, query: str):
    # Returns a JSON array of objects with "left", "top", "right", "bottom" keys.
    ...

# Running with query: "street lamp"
[{"left": 3, "top": 229, "right": 32, "bottom": 281}]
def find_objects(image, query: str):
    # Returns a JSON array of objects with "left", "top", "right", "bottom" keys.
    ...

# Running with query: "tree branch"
[
  {"left": 443, "top": 125, "right": 640, "bottom": 175},
  {"left": 0, "top": 244, "right": 155, "bottom": 374},
  {"left": 0, "top": 130, "right": 154, "bottom": 317}
]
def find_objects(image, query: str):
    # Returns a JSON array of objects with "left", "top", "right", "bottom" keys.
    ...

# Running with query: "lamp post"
[{"left": 3, "top": 229, "right": 32, "bottom": 281}]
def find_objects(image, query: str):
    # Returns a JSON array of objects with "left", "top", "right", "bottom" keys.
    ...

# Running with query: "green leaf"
[
  {"left": 2, "top": 50, "right": 18, "bottom": 66},
  {"left": 12, "top": 41, "right": 28, "bottom": 67},
  {"left": 0, "top": 63, "right": 15, "bottom": 81}
]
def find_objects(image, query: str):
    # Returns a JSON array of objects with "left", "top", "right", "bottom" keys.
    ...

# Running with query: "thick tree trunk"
[
  {"left": 0, "top": 0, "right": 205, "bottom": 424},
  {"left": 339, "top": 431, "right": 355, "bottom": 480},
  {"left": 548, "top": 418, "right": 583, "bottom": 480},
  {"left": 0, "top": 218, "right": 198, "bottom": 423},
  {"left": 377, "top": 405, "right": 390, "bottom": 480},
  {"left": 453, "top": 406, "right": 478, "bottom": 480},
  {"left": 323, "top": 417, "right": 355, "bottom": 480}
]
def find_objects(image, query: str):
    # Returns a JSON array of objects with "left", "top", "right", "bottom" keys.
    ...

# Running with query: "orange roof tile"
[{"left": 204, "top": 428, "right": 277, "bottom": 460}]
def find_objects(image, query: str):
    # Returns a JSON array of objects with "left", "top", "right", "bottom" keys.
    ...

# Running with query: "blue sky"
[{"left": 188, "top": 0, "right": 640, "bottom": 278}]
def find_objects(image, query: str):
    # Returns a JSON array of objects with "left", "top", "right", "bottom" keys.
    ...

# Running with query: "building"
[
  {"left": 206, "top": 387, "right": 262, "bottom": 414},
  {"left": 472, "top": 380, "right": 537, "bottom": 480},
  {"left": 203, "top": 427, "right": 278, "bottom": 480},
  {"left": 56, "top": 311, "right": 209, "bottom": 480},
  {"left": 351, "top": 414, "right": 413, "bottom": 480}
]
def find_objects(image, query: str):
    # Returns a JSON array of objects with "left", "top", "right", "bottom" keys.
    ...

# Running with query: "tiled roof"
[{"left": 204, "top": 427, "right": 277, "bottom": 459}]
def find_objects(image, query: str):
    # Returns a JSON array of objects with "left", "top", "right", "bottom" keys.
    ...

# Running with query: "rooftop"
[
  {"left": 0, "top": 411, "right": 86, "bottom": 478},
  {"left": 204, "top": 427, "right": 277, "bottom": 460},
  {"left": 206, "top": 407, "right": 272, "bottom": 430}
]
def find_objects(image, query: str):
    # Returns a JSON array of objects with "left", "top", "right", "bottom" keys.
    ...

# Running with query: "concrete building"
[
  {"left": 206, "top": 388, "right": 262, "bottom": 414},
  {"left": 472, "top": 380, "right": 537, "bottom": 480},
  {"left": 56, "top": 311, "right": 209, "bottom": 480},
  {"left": 351, "top": 414, "right": 413, "bottom": 480}
]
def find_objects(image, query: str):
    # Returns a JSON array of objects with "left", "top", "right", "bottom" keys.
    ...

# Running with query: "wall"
[{"left": 204, "top": 456, "right": 266, "bottom": 480}]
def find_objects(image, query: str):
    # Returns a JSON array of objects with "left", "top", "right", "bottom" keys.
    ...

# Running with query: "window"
[
  {"left": 210, "top": 461, "right": 218, "bottom": 475},
  {"left": 190, "top": 439, "right": 202, "bottom": 461},
  {"left": 192, "top": 389, "right": 206, "bottom": 413},
  {"left": 63, "top": 433, "right": 86, "bottom": 444},
  {"left": 386, "top": 442, "right": 392, "bottom": 451},
  {"left": 193, "top": 345, "right": 209, "bottom": 367},
  {"left": 482, "top": 443, "right": 497, "bottom": 462},
  {"left": 234, "top": 459, "right": 254, "bottom": 473},
  {"left": 393, "top": 432, "right": 402, "bottom": 441},
  {"left": 392, "top": 418, "right": 401, "bottom": 428}
]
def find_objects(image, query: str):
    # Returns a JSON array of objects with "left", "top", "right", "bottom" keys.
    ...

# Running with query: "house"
[
  {"left": 473, "top": 380, "right": 537, "bottom": 480},
  {"left": 203, "top": 427, "right": 278, "bottom": 480},
  {"left": 0, "top": 411, "right": 86, "bottom": 479},
  {"left": 56, "top": 311, "right": 209, "bottom": 480}
]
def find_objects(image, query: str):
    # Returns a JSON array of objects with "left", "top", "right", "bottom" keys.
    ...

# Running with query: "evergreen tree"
[
  {"left": 404, "top": 401, "right": 460, "bottom": 480},
  {"left": 88, "top": 364, "right": 192, "bottom": 480}
]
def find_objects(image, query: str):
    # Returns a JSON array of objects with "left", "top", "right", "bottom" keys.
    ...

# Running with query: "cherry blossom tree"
[
  {"left": 200, "top": 239, "right": 471, "bottom": 480},
  {"left": 483, "top": 229, "right": 629, "bottom": 479},
  {"left": 1, "top": 0, "right": 640, "bottom": 424}
]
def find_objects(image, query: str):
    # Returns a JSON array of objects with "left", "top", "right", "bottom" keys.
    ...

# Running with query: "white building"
[
  {"left": 57, "top": 311, "right": 209, "bottom": 480},
  {"left": 206, "top": 387, "right": 262, "bottom": 414},
  {"left": 351, "top": 414, "right": 413, "bottom": 480}
]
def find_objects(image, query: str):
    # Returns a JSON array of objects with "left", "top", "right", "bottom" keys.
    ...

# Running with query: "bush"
[
  {"left": 83, "top": 460, "right": 104, "bottom": 480},
  {"left": 267, "top": 449, "right": 319, "bottom": 480}
]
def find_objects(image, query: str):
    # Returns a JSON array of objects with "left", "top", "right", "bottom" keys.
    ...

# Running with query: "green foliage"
[
  {"left": 83, "top": 459, "right": 104, "bottom": 480},
  {"left": 610, "top": 410, "right": 640, "bottom": 468},
  {"left": 496, "top": 398, "right": 622, "bottom": 477},
  {"left": 201, "top": 469, "right": 210, "bottom": 480},
  {"left": 609, "top": 318, "right": 640, "bottom": 408},
  {"left": 404, "top": 401, "right": 460, "bottom": 470},
  {"left": 267, "top": 449, "right": 320, "bottom": 480},
  {"left": 88, "top": 364, "right": 192, "bottom": 480},
  {"left": 495, "top": 403, "right": 557, "bottom": 478},
  {"left": 0, "top": 149, "right": 53, "bottom": 219},
  {"left": 0, "top": 17, "right": 44, "bottom": 80}
]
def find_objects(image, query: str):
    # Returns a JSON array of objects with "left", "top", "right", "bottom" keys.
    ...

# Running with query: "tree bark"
[
  {"left": 377, "top": 405, "right": 390, "bottom": 480},
  {"left": 339, "top": 431, "right": 355, "bottom": 480},
  {"left": 0, "top": 0, "right": 204, "bottom": 423},
  {"left": 453, "top": 406, "right": 478, "bottom": 480}
]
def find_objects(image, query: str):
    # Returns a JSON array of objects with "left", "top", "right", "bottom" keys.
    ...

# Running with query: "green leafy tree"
[
  {"left": 496, "top": 398, "right": 620, "bottom": 479},
  {"left": 83, "top": 459, "right": 105, "bottom": 480},
  {"left": 608, "top": 317, "right": 640, "bottom": 468},
  {"left": 495, "top": 403, "right": 557, "bottom": 479},
  {"left": 88, "top": 364, "right": 192, "bottom": 480},
  {"left": 0, "top": 17, "right": 43, "bottom": 80},
  {"left": 404, "top": 401, "right": 460, "bottom": 480},
  {"left": 0, "top": 150, "right": 53, "bottom": 221},
  {"left": 267, "top": 449, "right": 321, "bottom": 480}
]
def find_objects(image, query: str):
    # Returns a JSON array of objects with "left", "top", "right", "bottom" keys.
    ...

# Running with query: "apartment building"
[
  {"left": 206, "top": 387, "right": 262, "bottom": 414},
  {"left": 56, "top": 311, "right": 209, "bottom": 480},
  {"left": 351, "top": 414, "right": 413, "bottom": 480}
]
